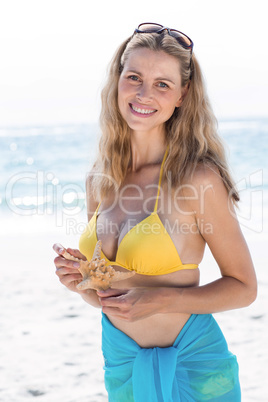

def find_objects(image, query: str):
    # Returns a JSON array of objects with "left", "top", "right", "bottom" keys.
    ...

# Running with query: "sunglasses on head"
[{"left": 134, "top": 23, "right": 194, "bottom": 55}]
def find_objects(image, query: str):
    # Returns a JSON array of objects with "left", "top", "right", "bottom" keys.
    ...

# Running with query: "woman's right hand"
[{"left": 53, "top": 243, "right": 86, "bottom": 293}]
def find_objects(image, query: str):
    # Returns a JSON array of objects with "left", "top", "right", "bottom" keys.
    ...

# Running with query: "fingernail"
[
  {"left": 73, "top": 262, "right": 80, "bottom": 268},
  {"left": 59, "top": 248, "right": 64, "bottom": 253}
]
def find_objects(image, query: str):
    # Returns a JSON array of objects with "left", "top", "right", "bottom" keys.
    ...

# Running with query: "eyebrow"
[{"left": 125, "top": 69, "right": 176, "bottom": 85}]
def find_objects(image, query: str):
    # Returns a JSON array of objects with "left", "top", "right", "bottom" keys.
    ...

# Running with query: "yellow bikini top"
[{"left": 79, "top": 148, "right": 198, "bottom": 275}]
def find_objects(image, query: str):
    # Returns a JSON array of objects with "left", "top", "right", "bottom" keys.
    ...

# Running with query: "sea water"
[{"left": 0, "top": 119, "right": 267, "bottom": 235}]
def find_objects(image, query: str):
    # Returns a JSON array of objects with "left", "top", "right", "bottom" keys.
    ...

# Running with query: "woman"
[{"left": 53, "top": 23, "right": 257, "bottom": 401}]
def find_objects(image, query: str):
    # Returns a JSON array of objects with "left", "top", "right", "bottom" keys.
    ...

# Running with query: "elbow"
[
  {"left": 243, "top": 281, "right": 258, "bottom": 307},
  {"left": 250, "top": 285, "right": 258, "bottom": 305}
]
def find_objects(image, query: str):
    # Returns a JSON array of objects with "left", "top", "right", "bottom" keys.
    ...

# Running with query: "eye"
[
  {"left": 158, "top": 82, "right": 169, "bottom": 89},
  {"left": 128, "top": 75, "right": 140, "bottom": 82}
]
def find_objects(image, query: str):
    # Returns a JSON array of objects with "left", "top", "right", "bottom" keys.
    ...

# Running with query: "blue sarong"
[{"left": 102, "top": 313, "right": 241, "bottom": 401}]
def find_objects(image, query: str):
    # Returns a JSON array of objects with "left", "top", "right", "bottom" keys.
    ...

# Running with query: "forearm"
[
  {"left": 163, "top": 276, "right": 257, "bottom": 315},
  {"left": 97, "top": 276, "right": 257, "bottom": 321},
  {"left": 80, "top": 289, "right": 102, "bottom": 308}
]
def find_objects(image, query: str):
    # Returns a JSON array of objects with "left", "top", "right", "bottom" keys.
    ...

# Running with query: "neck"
[{"left": 130, "top": 128, "right": 167, "bottom": 171}]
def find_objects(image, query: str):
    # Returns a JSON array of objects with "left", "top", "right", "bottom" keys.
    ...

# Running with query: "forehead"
[{"left": 123, "top": 48, "right": 181, "bottom": 79}]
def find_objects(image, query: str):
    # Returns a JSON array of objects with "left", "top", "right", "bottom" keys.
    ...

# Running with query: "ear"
[{"left": 175, "top": 82, "right": 190, "bottom": 107}]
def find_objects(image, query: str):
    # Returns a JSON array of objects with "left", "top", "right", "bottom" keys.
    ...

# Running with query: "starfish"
[{"left": 62, "top": 240, "right": 135, "bottom": 290}]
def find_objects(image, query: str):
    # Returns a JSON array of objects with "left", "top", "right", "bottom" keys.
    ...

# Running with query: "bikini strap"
[
  {"left": 95, "top": 202, "right": 101, "bottom": 215},
  {"left": 154, "top": 146, "right": 169, "bottom": 213}
]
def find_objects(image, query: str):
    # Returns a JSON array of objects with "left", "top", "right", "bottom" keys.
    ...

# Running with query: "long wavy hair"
[{"left": 90, "top": 30, "right": 240, "bottom": 203}]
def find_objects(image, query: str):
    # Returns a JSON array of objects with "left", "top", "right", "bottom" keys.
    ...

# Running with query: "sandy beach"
[
  {"left": 0, "top": 218, "right": 106, "bottom": 402},
  {"left": 0, "top": 212, "right": 267, "bottom": 402}
]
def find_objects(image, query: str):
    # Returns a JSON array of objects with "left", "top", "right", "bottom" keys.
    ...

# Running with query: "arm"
[
  {"left": 98, "top": 166, "right": 257, "bottom": 320},
  {"left": 168, "top": 165, "right": 257, "bottom": 313}
]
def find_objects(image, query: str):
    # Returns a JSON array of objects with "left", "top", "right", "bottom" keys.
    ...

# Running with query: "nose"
[{"left": 136, "top": 83, "right": 153, "bottom": 103}]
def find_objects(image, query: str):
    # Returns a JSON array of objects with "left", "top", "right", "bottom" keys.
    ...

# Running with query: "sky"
[{"left": 0, "top": 0, "right": 267, "bottom": 127}]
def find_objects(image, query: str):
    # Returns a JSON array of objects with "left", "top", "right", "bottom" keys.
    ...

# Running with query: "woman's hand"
[
  {"left": 53, "top": 243, "right": 101, "bottom": 307},
  {"left": 97, "top": 287, "right": 168, "bottom": 321},
  {"left": 53, "top": 243, "right": 86, "bottom": 293}
]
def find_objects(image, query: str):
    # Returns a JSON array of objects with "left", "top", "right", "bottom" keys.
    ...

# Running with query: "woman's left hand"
[{"left": 97, "top": 287, "right": 168, "bottom": 321}]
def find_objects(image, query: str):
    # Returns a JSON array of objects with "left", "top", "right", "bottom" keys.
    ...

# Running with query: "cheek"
[
  {"left": 117, "top": 87, "right": 131, "bottom": 120},
  {"left": 169, "top": 90, "right": 182, "bottom": 109},
  {"left": 117, "top": 92, "right": 124, "bottom": 114},
  {"left": 118, "top": 81, "right": 129, "bottom": 106},
  {"left": 118, "top": 77, "right": 129, "bottom": 94},
  {"left": 162, "top": 97, "right": 179, "bottom": 116}
]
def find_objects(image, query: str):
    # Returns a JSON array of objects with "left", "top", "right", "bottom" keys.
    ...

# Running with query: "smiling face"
[{"left": 118, "top": 48, "right": 186, "bottom": 136}]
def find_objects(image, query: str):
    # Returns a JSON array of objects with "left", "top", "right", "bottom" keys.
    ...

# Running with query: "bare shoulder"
[
  {"left": 181, "top": 162, "right": 229, "bottom": 203},
  {"left": 191, "top": 162, "right": 224, "bottom": 188}
]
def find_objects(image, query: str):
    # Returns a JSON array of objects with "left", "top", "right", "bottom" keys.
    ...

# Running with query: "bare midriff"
[{"left": 106, "top": 267, "right": 200, "bottom": 348}]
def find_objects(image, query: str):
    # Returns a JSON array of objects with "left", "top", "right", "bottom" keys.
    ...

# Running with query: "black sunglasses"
[{"left": 134, "top": 23, "right": 194, "bottom": 54}]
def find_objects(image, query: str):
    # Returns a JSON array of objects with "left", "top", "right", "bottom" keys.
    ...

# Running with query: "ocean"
[
  {"left": 0, "top": 119, "right": 267, "bottom": 401},
  {"left": 0, "top": 119, "right": 267, "bottom": 234}
]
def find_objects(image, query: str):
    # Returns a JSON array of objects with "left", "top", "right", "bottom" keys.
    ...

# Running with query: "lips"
[{"left": 129, "top": 103, "right": 157, "bottom": 115}]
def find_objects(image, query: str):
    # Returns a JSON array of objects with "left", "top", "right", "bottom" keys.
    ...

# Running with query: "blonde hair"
[{"left": 91, "top": 31, "right": 239, "bottom": 203}]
